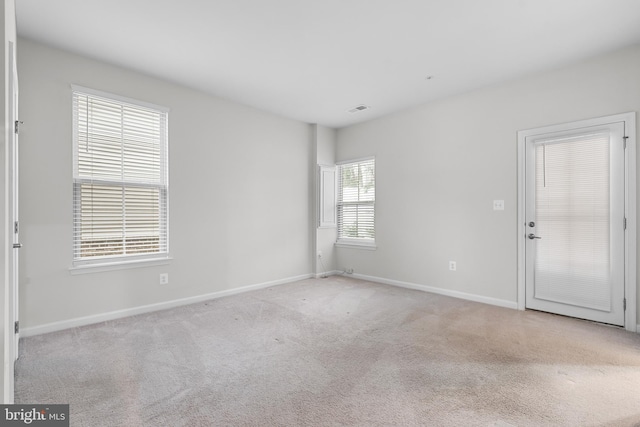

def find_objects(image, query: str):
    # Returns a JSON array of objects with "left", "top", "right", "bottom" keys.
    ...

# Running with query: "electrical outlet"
[
  {"left": 449, "top": 261, "right": 457, "bottom": 271},
  {"left": 159, "top": 273, "right": 169, "bottom": 285},
  {"left": 493, "top": 200, "right": 505, "bottom": 211},
  {"left": 346, "top": 268, "right": 354, "bottom": 274}
]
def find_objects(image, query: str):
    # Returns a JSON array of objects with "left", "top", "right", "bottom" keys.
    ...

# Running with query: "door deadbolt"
[{"left": 528, "top": 221, "right": 535, "bottom": 227}]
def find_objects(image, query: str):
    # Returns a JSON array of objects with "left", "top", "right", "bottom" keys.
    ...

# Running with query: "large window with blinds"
[
  {"left": 72, "top": 86, "right": 169, "bottom": 266},
  {"left": 337, "top": 157, "right": 375, "bottom": 247}
]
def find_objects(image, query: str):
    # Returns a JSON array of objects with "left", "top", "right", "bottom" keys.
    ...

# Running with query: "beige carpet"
[{"left": 15, "top": 276, "right": 640, "bottom": 426}]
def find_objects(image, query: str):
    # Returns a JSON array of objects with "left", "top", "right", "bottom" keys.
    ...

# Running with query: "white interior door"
[
  {"left": 11, "top": 43, "right": 19, "bottom": 358},
  {"left": 525, "top": 120, "right": 625, "bottom": 326},
  {"left": 5, "top": 40, "right": 19, "bottom": 402}
]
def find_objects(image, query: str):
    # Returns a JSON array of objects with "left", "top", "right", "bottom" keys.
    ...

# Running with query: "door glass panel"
[{"left": 534, "top": 132, "right": 611, "bottom": 311}]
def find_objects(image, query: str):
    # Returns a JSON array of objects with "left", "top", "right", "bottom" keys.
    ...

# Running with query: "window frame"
[
  {"left": 70, "top": 85, "right": 170, "bottom": 270},
  {"left": 335, "top": 156, "right": 376, "bottom": 249}
]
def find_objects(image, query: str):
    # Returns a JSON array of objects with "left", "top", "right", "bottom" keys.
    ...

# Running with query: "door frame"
[{"left": 517, "top": 112, "right": 637, "bottom": 333}]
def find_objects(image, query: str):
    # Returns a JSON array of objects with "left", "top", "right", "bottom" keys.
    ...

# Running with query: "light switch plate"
[{"left": 493, "top": 200, "right": 505, "bottom": 211}]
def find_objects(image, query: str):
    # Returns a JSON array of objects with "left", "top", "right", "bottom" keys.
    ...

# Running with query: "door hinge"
[
  {"left": 624, "top": 217, "right": 627, "bottom": 230},
  {"left": 623, "top": 135, "right": 628, "bottom": 149},
  {"left": 14, "top": 321, "right": 19, "bottom": 334},
  {"left": 623, "top": 298, "right": 626, "bottom": 311},
  {"left": 14, "top": 221, "right": 18, "bottom": 234},
  {"left": 14, "top": 120, "right": 22, "bottom": 134}
]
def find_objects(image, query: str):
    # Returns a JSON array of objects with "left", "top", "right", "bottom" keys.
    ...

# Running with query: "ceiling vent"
[{"left": 347, "top": 104, "right": 370, "bottom": 114}]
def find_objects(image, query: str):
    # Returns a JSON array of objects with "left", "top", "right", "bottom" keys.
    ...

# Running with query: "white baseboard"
[
  {"left": 21, "top": 273, "right": 313, "bottom": 337},
  {"left": 636, "top": 324, "right": 640, "bottom": 334},
  {"left": 28, "top": 272, "right": 630, "bottom": 336},
  {"left": 352, "top": 273, "right": 519, "bottom": 310},
  {"left": 313, "top": 270, "right": 342, "bottom": 279}
]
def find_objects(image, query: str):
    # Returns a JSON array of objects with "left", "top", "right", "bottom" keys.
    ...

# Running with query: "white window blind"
[
  {"left": 534, "top": 132, "right": 610, "bottom": 310},
  {"left": 337, "top": 158, "right": 375, "bottom": 243},
  {"left": 72, "top": 87, "right": 169, "bottom": 264}
]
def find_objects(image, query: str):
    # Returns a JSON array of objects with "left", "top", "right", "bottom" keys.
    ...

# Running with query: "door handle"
[
  {"left": 12, "top": 243, "right": 22, "bottom": 249},
  {"left": 528, "top": 234, "right": 541, "bottom": 240}
]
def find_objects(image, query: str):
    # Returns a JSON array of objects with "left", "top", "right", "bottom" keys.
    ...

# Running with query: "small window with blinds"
[
  {"left": 72, "top": 86, "right": 169, "bottom": 266},
  {"left": 337, "top": 157, "right": 375, "bottom": 247}
]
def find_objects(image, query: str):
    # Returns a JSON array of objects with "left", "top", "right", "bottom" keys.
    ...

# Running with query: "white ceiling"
[{"left": 16, "top": 0, "right": 640, "bottom": 128}]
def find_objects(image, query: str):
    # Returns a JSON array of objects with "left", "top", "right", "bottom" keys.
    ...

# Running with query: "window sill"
[
  {"left": 335, "top": 240, "right": 377, "bottom": 250},
  {"left": 69, "top": 256, "right": 172, "bottom": 275},
  {"left": 318, "top": 225, "right": 337, "bottom": 229}
]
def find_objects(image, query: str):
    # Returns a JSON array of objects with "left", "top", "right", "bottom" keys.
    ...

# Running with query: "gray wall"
[
  {"left": 17, "top": 38, "right": 313, "bottom": 331},
  {"left": 15, "top": 37, "right": 640, "bottom": 336},
  {"left": 336, "top": 44, "right": 640, "bottom": 323}
]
